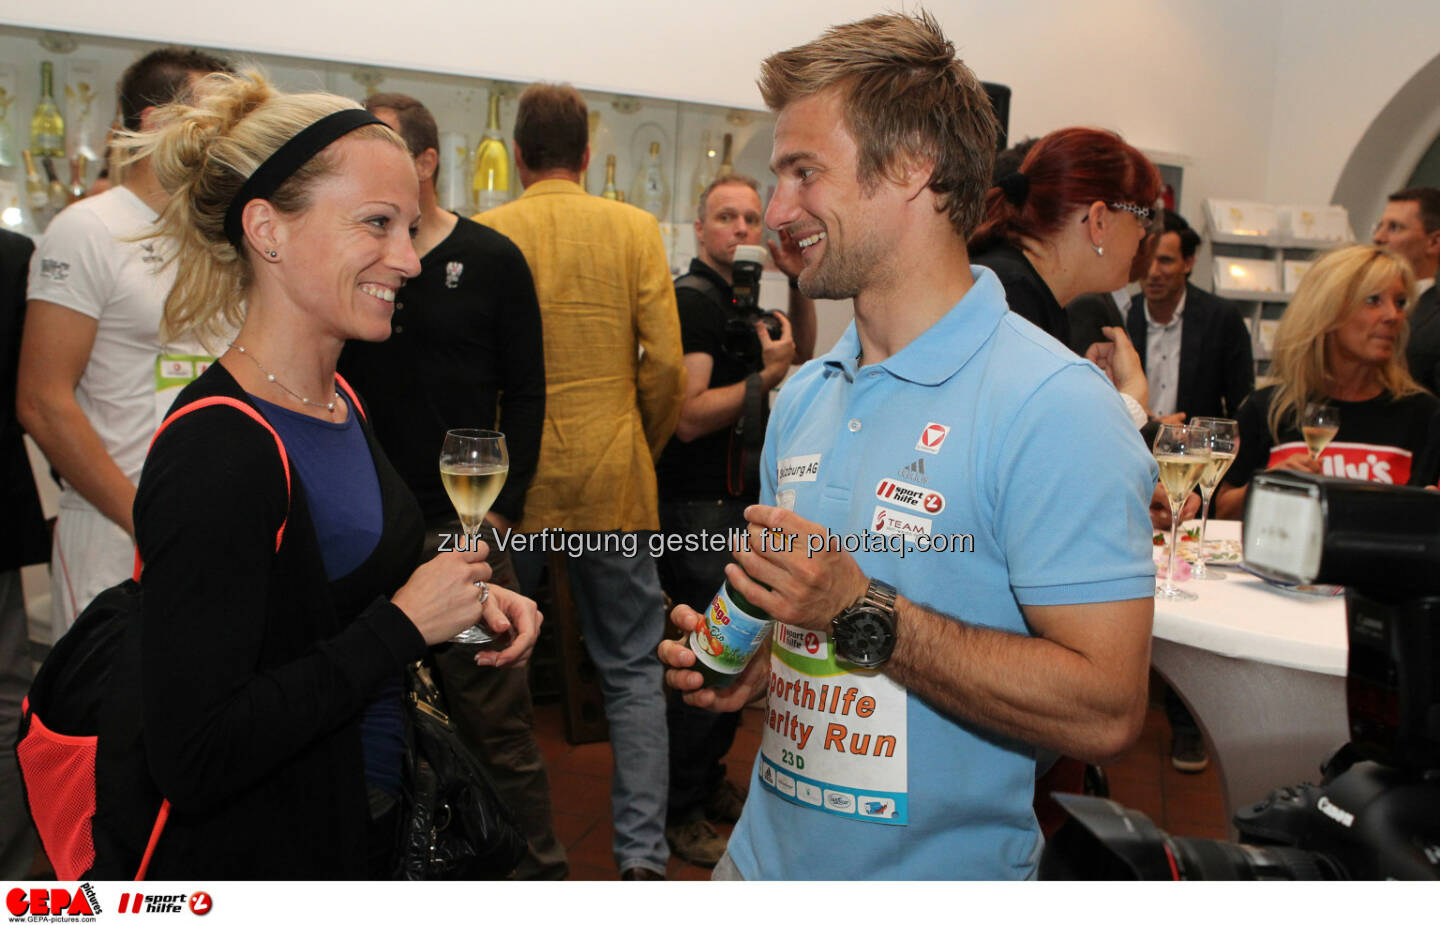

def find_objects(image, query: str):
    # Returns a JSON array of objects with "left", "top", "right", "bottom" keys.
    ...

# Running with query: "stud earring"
[
  {"left": 266, "top": 249, "right": 278, "bottom": 258},
  {"left": 1093, "top": 245, "right": 1104, "bottom": 257}
]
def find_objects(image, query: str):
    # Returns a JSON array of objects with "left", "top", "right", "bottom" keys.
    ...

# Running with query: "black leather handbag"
[{"left": 394, "top": 663, "right": 526, "bottom": 880}]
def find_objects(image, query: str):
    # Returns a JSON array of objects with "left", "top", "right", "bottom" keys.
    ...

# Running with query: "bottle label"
[{"left": 689, "top": 583, "right": 772, "bottom": 677}]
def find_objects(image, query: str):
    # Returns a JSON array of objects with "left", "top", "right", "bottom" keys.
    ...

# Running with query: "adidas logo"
[{"left": 897, "top": 458, "right": 928, "bottom": 484}]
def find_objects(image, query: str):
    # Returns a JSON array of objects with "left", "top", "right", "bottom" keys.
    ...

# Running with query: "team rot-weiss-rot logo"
[{"left": 915, "top": 422, "right": 949, "bottom": 455}]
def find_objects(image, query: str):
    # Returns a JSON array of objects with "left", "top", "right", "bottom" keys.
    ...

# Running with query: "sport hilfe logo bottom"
[{"left": 115, "top": 892, "right": 211, "bottom": 915}]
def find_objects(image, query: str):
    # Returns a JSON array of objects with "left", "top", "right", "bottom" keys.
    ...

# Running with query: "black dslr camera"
[
  {"left": 722, "top": 244, "right": 784, "bottom": 365},
  {"left": 1041, "top": 471, "right": 1440, "bottom": 880}
]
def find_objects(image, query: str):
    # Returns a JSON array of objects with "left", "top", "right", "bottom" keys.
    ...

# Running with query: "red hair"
[{"left": 970, "top": 127, "right": 1161, "bottom": 252}]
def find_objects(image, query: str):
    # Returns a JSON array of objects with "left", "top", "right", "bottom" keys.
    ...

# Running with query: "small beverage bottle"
[
  {"left": 601, "top": 154, "right": 619, "bottom": 200},
  {"left": 689, "top": 578, "right": 774, "bottom": 689}
]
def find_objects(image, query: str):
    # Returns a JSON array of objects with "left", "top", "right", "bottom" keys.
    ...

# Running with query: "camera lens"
[
  {"left": 1168, "top": 838, "right": 1344, "bottom": 880},
  {"left": 1042, "top": 794, "right": 1347, "bottom": 880}
]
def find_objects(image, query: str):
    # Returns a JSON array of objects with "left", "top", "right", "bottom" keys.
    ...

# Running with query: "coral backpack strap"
[
  {"left": 126, "top": 396, "right": 291, "bottom": 881},
  {"left": 126, "top": 394, "right": 295, "bottom": 870},
  {"left": 135, "top": 396, "right": 292, "bottom": 578},
  {"left": 334, "top": 372, "right": 366, "bottom": 421}
]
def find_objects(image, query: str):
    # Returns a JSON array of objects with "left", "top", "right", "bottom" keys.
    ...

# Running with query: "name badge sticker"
[{"left": 778, "top": 454, "right": 821, "bottom": 485}]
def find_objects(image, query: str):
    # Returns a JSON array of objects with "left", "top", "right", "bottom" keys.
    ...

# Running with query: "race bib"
[
  {"left": 758, "top": 625, "right": 908, "bottom": 825},
  {"left": 155, "top": 353, "right": 216, "bottom": 424}
]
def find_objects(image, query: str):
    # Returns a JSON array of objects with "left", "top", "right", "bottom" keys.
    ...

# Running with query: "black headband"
[{"left": 223, "top": 108, "right": 386, "bottom": 252}]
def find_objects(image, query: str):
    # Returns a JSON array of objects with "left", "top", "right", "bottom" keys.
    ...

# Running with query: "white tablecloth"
[{"left": 1151, "top": 520, "right": 1347, "bottom": 676}]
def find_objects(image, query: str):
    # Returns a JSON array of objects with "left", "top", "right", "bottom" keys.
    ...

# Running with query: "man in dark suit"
[
  {"left": 1381, "top": 188, "right": 1440, "bottom": 393},
  {"left": 1128, "top": 210, "right": 1254, "bottom": 423}
]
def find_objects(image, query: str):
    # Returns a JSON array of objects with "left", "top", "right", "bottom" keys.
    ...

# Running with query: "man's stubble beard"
[{"left": 798, "top": 233, "right": 887, "bottom": 302}]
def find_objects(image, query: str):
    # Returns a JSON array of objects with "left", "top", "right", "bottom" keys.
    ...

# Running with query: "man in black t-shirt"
[
  {"left": 338, "top": 94, "right": 563, "bottom": 879},
  {"left": 653, "top": 174, "right": 814, "bottom": 866}
]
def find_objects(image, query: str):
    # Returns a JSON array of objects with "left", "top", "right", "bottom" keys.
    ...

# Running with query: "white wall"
[
  {"left": 11, "top": 0, "right": 1439, "bottom": 219},
  {"left": 6, "top": 0, "right": 1282, "bottom": 222},
  {"left": 1269, "top": 0, "right": 1440, "bottom": 235}
]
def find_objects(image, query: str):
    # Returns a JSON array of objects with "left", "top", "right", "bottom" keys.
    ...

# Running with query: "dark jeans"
[
  {"left": 658, "top": 498, "right": 749, "bottom": 824},
  {"left": 425, "top": 520, "right": 568, "bottom": 880}
]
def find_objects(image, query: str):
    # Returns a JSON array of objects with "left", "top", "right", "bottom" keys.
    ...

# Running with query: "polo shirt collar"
[{"left": 821, "top": 266, "right": 1009, "bottom": 386}]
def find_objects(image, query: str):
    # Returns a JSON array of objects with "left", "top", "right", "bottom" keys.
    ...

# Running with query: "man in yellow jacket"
[{"left": 476, "top": 81, "right": 685, "bottom": 880}]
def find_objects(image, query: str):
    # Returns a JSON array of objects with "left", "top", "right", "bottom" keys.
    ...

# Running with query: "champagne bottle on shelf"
[
  {"left": 716, "top": 132, "right": 734, "bottom": 178},
  {"left": 30, "top": 62, "right": 65, "bottom": 159},
  {"left": 601, "top": 154, "right": 619, "bottom": 200},
  {"left": 629, "top": 141, "right": 670, "bottom": 221},
  {"left": 42, "top": 157, "right": 67, "bottom": 211},
  {"left": 690, "top": 130, "right": 718, "bottom": 207},
  {"left": 22, "top": 150, "right": 47, "bottom": 213},
  {"left": 68, "top": 154, "right": 87, "bottom": 202},
  {"left": 471, "top": 91, "right": 510, "bottom": 213}
]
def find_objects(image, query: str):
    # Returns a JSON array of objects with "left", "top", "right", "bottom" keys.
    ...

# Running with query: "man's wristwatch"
[{"left": 831, "top": 578, "right": 898, "bottom": 669}]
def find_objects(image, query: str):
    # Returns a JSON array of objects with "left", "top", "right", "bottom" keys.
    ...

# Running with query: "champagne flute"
[
  {"left": 1190, "top": 418, "right": 1239, "bottom": 581},
  {"left": 1153, "top": 423, "right": 1211, "bottom": 602},
  {"left": 1300, "top": 402, "right": 1340, "bottom": 461},
  {"left": 439, "top": 429, "right": 509, "bottom": 644}
]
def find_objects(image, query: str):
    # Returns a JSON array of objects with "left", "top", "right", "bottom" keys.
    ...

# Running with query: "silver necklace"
[{"left": 229, "top": 343, "right": 338, "bottom": 414}]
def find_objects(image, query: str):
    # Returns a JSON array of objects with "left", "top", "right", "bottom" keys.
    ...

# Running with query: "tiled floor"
[
  {"left": 540, "top": 673, "right": 1227, "bottom": 880},
  {"left": 22, "top": 677, "right": 1225, "bottom": 881}
]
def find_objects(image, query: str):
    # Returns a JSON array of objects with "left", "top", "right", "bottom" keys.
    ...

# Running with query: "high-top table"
[{"left": 1149, "top": 520, "right": 1349, "bottom": 833}]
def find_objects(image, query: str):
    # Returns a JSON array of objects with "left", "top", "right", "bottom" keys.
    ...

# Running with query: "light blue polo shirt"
[{"left": 727, "top": 267, "right": 1157, "bottom": 880}]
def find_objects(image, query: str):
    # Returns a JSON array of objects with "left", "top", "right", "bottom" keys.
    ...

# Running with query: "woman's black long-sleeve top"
[{"left": 94, "top": 362, "right": 427, "bottom": 879}]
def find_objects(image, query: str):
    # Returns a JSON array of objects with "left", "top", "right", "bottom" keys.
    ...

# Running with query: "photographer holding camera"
[{"left": 652, "top": 173, "right": 814, "bottom": 866}]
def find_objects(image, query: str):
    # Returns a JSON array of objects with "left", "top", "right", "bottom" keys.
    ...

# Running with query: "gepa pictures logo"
[{"left": 6, "top": 883, "right": 101, "bottom": 920}]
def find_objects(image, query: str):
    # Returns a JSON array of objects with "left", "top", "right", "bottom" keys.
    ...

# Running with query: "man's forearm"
[
  {"left": 882, "top": 597, "right": 1150, "bottom": 764},
  {"left": 675, "top": 377, "right": 752, "bottom": 443},
  {"left": 19, "top": 393, "right": 137, "bottom": 534}
]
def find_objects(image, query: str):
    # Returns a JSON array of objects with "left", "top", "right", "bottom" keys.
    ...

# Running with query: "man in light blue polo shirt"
[{"left": 659, "top": 11, "right": 1158, "bottom": 880}]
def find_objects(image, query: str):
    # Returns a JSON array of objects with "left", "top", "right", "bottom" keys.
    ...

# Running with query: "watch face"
[{"left": 834, "top": 607, "right": 896, "bottom": 669}]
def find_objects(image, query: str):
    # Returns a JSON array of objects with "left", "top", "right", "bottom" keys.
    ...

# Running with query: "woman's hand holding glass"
[
  {"left": 390, "top": 544, "right": 542, "bottom": 666},
  {"left": 391, "top": 542, "right": 495, "bottom": 646}
]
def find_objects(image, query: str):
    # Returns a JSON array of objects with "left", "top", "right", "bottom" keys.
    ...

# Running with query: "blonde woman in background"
[{"left": 1215, "top": 244, "right": 1438, "bottom": 518}]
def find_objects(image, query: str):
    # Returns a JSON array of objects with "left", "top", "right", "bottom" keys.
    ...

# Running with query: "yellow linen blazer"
[{"left": 476, "top": 179, "right": 685, "bottom": 534}]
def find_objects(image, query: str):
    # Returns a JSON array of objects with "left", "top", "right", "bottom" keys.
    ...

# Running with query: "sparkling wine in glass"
[
  {"left": 439, "top": 429, "right": 508, "bottom": 644},
  {"left": 1300, "top": 402, "right": 1340, "bottom": 460},
  {"left": 1190, "top": 418, "right": 1239, "bottom": 582},
  {"left": 1153, "top": 423, "right": 1210, "bottom": 602}
]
